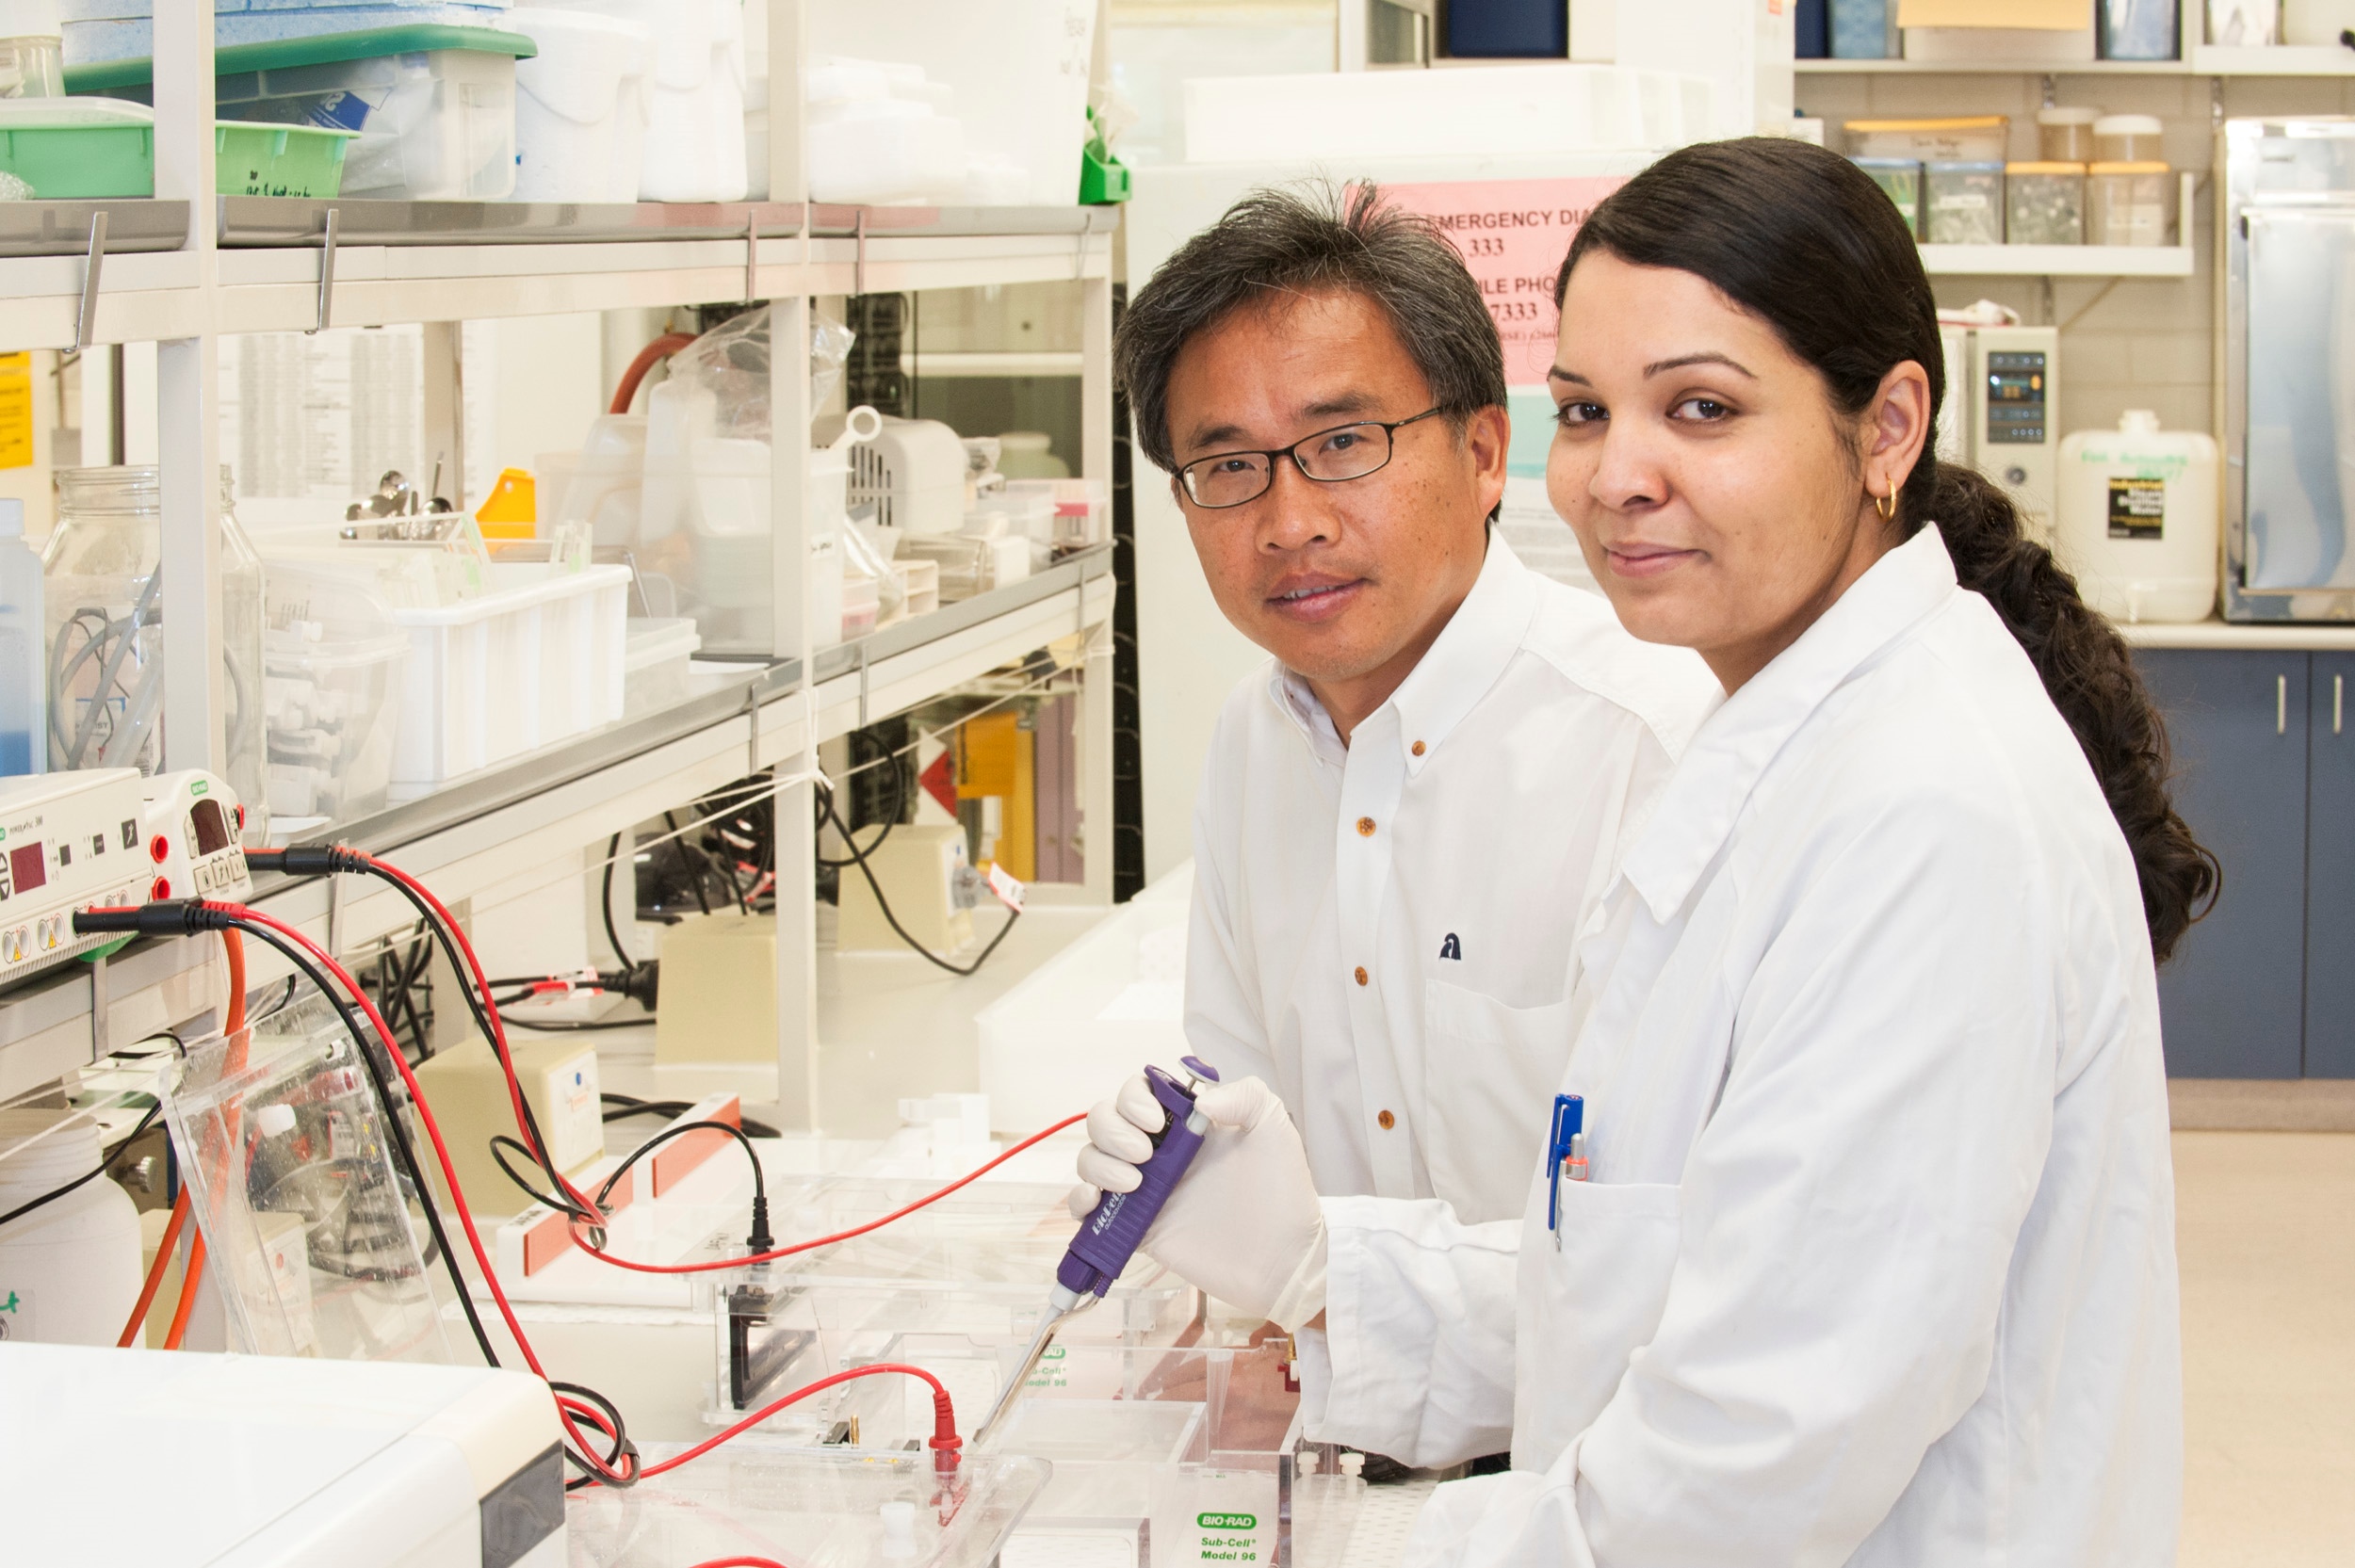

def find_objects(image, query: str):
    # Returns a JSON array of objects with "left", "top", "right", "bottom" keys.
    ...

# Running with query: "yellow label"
[{"left": 0, "top": 353, "right": 33, "bottom": 470}]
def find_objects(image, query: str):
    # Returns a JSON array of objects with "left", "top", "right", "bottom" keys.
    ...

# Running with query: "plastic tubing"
[{"left": 609, "top": 331, "right": 699, "bottom": 415}]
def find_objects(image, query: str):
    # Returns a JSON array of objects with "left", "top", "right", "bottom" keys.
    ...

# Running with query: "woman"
[{"left": 1073, "top": 138, "right": 2212, "bottom": 1564}]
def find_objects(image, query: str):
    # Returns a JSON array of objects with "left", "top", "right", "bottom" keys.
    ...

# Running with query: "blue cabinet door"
[
  {"left": 2307, "top": 655, "right": 2355, "bottom": 1076},
  {"left": 2135, "top": 650, "right": 2309, "bottom": 1078}
]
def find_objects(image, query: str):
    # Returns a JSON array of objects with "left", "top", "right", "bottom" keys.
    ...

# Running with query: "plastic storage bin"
[
  {"left": 0, "top": 95, "right": 149, "bottom": 194},
  {"left": 1846, "top": 115, "right": 2007, "bottom": 163},
  {"left": 2006, "top": 162, "right": 2086, "bottom": 244},
  {"left": 70, "top": 24, "right": 533, "bottom": 200},
  {"left": 527, "top": 0, "right": 744, "bottom": 202},
  {"left": 2087, "top": 161, "right": 2173, "bottom": 245},
  {"left": 2038, "top": 106, "right": 2101, "bottom": 162},
  {"left": 2092, "top": 113, "right": 2164, "bottom": 163},
  {"left": 261, "top": 561, "right": 409, "bottom": 825},
  {"left": 384, "top": 559, "right": 630, "bottom": 795},
  {"left": 1852, "top": 156, "right": 1923, "bottom": 238},
  {"left": 1925, "top": 160, "right": 2004, "bottom": 244},
  {"left": 622, "top": 615, "right": 700, "bottom": 718},
  {"left": 505, "top": 4, "right": 648, "bottom": 202},
  {"left": 215, "top": 119, "right": 357, "bottom": 196}
]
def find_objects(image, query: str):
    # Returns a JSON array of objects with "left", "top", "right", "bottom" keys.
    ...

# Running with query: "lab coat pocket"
[
  {"left": 1422, "top": 981, "right": 1574, "bottom": 1225},
  {"left": 1514, "top": 1177, "right": 1681, "bottom": 1471}
]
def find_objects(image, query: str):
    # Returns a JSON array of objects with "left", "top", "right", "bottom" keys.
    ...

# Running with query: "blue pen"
[{"left": 1547, "top": 1094, "right": 1585, "bottom": 1252}]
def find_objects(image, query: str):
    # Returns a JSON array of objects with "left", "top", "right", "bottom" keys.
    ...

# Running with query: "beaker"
[{"left": 44, "top": 467, "right": 269, "bottom": 843}]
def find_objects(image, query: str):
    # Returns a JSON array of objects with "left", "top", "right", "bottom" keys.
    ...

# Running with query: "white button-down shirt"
[
  {"left": 1184, "top": 534, "right": 1718, "bottom": 1224},
  {"left": 1302, "top": 525, "right": 2181, "bottom": 1566}
]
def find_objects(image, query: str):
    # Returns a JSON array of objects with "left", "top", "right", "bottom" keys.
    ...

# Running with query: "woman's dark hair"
[{"left": 1555, "top": 137, "right": 2217, "bottom": 962}]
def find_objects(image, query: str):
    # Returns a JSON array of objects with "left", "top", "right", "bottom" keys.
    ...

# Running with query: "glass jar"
[
  {"left": 2037, "top": 107, "right": 2101, "bottom": 163},
  {"left": 1925, "top": 161, "right": 2005, "bottom": 244},
  {"left": 43, "top": 466, "right": 268, "bottom": 843}
]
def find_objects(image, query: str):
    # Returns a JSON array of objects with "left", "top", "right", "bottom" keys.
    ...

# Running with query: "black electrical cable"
[
  {"left": 816, "top": 744, "right": 904, "bottom": 869},
  {"left": 818, "top": 780, "right": 1020, "bottom": 977},
  {"left": 0, "top": 1099, "right": 163, "bottom": 1231},
  {"left": 663, "top": 811, "right": 714, "bottom": 916},
  {"left": 552, "top": 1381, "right": 633, "bottom": 1489},
  {"left": 223, "top": 916, "right": 505, "bottom": 1371},
  {"left": 602, "top": 1093, "right": 780, "bottom": 1140},
  {"left": 601, "top": 832, "right": 630, "bottom": 966},
  {"left": 247, "top": 974, "right": 301, "bottom": 1027},
  {"left": 592, "top": 1119, "right": 771, "bottom": 1253},
  {"left": 488, "top": 1134, "right": 596, "bottom": 1223}
]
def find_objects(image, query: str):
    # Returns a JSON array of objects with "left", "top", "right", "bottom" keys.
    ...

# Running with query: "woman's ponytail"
[{"left": 1559, "top": 137, "right": 2217, "bottom": 962}]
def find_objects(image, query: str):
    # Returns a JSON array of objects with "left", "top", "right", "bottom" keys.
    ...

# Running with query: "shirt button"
[
  {"left": 1354, "top": 966, "right": 1368, "bottom": 987},
  {"left": 1356, "top": 816, "right": 1375, "bottom": 837},
  {"left": 1411, "top": 740, "right": 1426, "bottom": 757},
  {"left": 1377, "top": 1109, "right": 1396, "bottom": 1130}
]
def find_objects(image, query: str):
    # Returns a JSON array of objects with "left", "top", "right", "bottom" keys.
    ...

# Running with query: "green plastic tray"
[
  {"left": 0, "top": 119, "right": 153, "bottom": 199},
  {"left": 62, "top": 24, "right": 536, "bottom": 95},
  {"left": 216, "top": 120, "right": 356, "bottom": 198}
]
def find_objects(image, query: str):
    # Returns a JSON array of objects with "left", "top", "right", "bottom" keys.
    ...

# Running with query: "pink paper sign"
[{"left": 1378, "top": 177, "right": 1630, "bottom": 386}]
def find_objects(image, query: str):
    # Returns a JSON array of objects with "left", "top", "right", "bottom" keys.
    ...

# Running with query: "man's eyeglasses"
[{"left": 1176, "top": 407, "right": 1445, "bottom": 509}]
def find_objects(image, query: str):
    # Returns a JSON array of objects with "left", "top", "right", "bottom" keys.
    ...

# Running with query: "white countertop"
[{"left": 2114, "top": 618, "right": 2355, "bottom": 651}]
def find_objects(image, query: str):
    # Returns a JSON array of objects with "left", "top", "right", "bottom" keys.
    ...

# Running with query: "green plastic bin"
[
  {"left": 0, "top": 100, "right": 153, "bottom": 198},
  {"left": 216, "top": 121, "right": 357, "bottom": 198}
]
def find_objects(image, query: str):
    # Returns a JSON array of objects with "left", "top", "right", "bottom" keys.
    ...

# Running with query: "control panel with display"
[
  {"left": 141, "top": 769, "right": 253, "bottom": 909},
  {"left": 0, "top": 768, "right": 155, "bottom": 975}
]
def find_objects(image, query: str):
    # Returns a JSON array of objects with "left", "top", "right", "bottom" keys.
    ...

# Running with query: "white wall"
[{"left": 486, "top": 312, "right": 608, "bottom": 479}]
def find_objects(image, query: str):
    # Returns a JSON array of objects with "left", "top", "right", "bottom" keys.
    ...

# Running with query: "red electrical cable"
[
  {"left": 577, "top": 1361, "right": 961, "bottom": 1491},
  {"left": 568, "top": 1111, "right": 1085, "bottom": 1275}
]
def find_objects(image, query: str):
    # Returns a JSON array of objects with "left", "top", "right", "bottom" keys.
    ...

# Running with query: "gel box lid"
[{"left": 62, "top": 23, "right": 535, "bottom": 91}]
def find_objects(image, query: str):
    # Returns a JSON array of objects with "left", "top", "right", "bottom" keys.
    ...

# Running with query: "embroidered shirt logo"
[{"left": 1438, "top": 933, "right": 1462, "bottom": 961}]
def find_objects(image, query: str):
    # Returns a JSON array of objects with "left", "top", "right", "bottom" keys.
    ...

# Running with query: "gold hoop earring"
[{"left": 1874, "top": 482, "right": 1897, "bottom": 522}]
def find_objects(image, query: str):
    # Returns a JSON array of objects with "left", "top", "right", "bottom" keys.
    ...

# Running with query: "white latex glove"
[{"left": 1069, "top": 1073, "right": 1326, "bottom": 1331}]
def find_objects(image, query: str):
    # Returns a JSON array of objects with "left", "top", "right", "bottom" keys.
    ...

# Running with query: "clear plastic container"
[
  {"left": 2006, "top": 162, "right": 2087, "bottom": 244},
  {"left": 0, "top": 497, "right": 42, "bottom": 775},
  {"left": 2087, "top": 161, "right": 2174, "bottom": 245},
  {"left": 43, "top": 467, "right": 268, "bottom": 844},
  {"left": 2037, "top": 106, "right": 2102, "bottom": 162},
  {"left": 0, "top": 1106, "right": 142, "bottom": 1345},
  {"left": 2092, "top": 113, "right": 2165, "bottom": 164},
  {"left": 1845, "top": 115, "right": 2007, "bottom": 163},
  {"left": 622, "top": 615, "right": 701, "bottom": 717},
  {"left": 0, "top": 7, "right": 62, "bottom": 101},
  {"left": 261, "top": 561, "right": 410, "bottom": 828},
  {"left": 1925, "top": 161, "right": 2005, "bottom": 244},
  {"left": 160, "top": 1019, "right": 461, "bottom": 1365},
  {"left": 1851, "top": 156, "right": 1923, "bottom": 238},
  {"left": 507, "top": 5, "right": 651, "bottom": 202}
]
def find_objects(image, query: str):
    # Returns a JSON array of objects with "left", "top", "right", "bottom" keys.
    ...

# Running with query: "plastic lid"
[
  {"left": 1849, "top": 156, "right": 1922, "bottom": 170},
  {"left": 0, "top": 97, "right": 151, "bottom": 128},
  {"left": 2038, "top": 106, "right": 2103, "bottom": 125},
  {"left": 1845, "top": 116, "right": 2006, "bottom": 131},
  {"left": 2093, "top": 114, "right": 2164, "bottom": 135},
  {"left": 0, "top": 1108, "right": 101, "bottom": 1190},
  {"left": 998, "top": 431, "right": 1054, "bottom": 452},
  {"left": 2120, "top": 410, "right": 2162, "bottom": 432},
  {"left": 0, "top": 0, "right": 60, "bottom": 41},
  {"left": 1926, "top": 160, "right": 2004, "bottom": 171},
  {"left": 63, "top": 24, "right": 537, "bottom": 93},
  {"left": 2006, "top": 161, "right": 2087, "bottom": 174},
  {"left": 2088, "top": 160, "right": 2170, "bottom": 173}
]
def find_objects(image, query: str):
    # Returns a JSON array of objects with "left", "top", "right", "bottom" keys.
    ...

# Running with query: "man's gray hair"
[{"left": 1115, "top": 181, "right": 1508, "bottom": 475}]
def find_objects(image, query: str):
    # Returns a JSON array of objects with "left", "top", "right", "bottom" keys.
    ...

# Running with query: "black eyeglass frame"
[{"left": 1174, "top": 406, "right": 1448, "bottom": 509}]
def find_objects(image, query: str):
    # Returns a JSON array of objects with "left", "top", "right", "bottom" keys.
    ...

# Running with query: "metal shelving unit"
[{"left": 0, "top": 1, "right": 1123, "bottom": 1130}]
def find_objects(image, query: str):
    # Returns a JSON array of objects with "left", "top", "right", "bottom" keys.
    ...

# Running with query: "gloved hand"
[{"left": 1069, "top": 1073, "right": 1326, "bottom": 1331}]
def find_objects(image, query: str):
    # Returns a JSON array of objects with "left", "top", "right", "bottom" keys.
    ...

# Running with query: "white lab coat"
[
  {"left": 1298, "top": 525, "right": 2182, "bottom": 1566},
  {"left": 1187, "top": 535, "right": 1716, "bottom": 1223}
]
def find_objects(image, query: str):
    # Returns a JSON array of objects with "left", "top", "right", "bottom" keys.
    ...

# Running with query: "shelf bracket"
[
  {"left": 72, "top": 209, "right": 106, "bottom": 352},
  {"left": 856, "top": 641, "right": 871, "bottom": 730},
  {"left": 745, "top": 683, "right": 761, "bottom": 777},
  {"left": 744, "top": 206, "right": 759, "bottom": 302},
  {"left": 308, "top": 207, "right": 339, "bottom": 335},
  {"left": 853, "top": 209, "right": 867, "bottom": 298}
]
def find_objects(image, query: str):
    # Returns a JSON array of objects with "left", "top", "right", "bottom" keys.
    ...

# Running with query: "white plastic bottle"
[
  {"left": 0, "top": 496, "right": 42, "bottom": 775},
  {"left": 2055, "top": 410, "right": 2220, "bottom": 624},
  {"left": 0, "top": 1110, "right": 143, "bottom": 1346}
]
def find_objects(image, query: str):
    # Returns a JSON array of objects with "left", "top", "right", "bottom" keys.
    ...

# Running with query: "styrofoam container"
[
  {"left": 503, "top": 4, "right": 646, "bottom": 202},
  {"left": 1182, "top": 63, "right": 1713, "bottom": 164},
  {"left": 262, "top": 560, "right": 410, "bottom": 822},
  {"left": 524, "top": 0, "right": 741, "bottom": 201},
  {"left": 623, "top": 615, "right": 699, "bottom": 717},
  {"left": 386, "top": 559, "right": 629, "bottom": 795}
]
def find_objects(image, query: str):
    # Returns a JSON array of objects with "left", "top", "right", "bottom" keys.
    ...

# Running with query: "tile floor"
[{"left": 2176, "top": 1130, "right": 2355, "bottom": 1566}]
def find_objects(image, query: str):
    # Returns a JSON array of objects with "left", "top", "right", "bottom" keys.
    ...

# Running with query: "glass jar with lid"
[{"left": 43, "top": 465, "right": 268, "bottom": 843}]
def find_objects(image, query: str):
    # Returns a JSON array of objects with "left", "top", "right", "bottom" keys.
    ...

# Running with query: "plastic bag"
[{"left": 661, "top": 306, "right": 858, "bottom": 445}]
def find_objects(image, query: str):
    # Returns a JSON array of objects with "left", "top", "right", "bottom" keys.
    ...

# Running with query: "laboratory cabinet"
[{"left": 2132, "top": 647, "right": 2355, "bottom": 1079}]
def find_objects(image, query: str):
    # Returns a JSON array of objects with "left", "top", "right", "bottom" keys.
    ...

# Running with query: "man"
[{"left": 1111, "top": 184, "right": 1716, "bottom": 1226}]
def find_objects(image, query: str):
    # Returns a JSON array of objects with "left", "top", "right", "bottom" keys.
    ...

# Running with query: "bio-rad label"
[
  {"left": 0, "top": 1284, "right": 29, "bottom": 1339},
  {"left": 1158, "top": 1469, "right": 1277, "bottom": 1567},
  {"left": 2108, "top": 476, "right": 2168, "bottom": 540}
]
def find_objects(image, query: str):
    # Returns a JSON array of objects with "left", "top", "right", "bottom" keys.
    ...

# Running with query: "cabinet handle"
[
  {"left": 2279, "top": 673, "right": 2288, "bottom": 736},
  {"left": 2336, "top": 674, "right": 2344, "bottom": 736}
]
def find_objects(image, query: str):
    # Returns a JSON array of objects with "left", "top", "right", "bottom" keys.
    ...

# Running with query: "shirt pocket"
[
  {"left": 1513, "top": 1176, "right": 1683, "bottom": 1471},
  {"left": 1421, "top": 981, "right": 1574, "bottom": 1225}
]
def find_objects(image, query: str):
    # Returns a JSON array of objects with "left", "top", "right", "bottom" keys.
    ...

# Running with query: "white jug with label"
[{"left": 2055, "top": 410, "right": 2220, "bottom": 623}]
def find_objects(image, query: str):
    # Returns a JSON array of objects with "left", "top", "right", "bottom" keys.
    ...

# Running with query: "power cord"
[
  {"left": 0, "top": 1099, "right": 163, "bottom": 1231},
  {"left": 817, "top": 778, "right": 1019, "bottom": 978}
]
